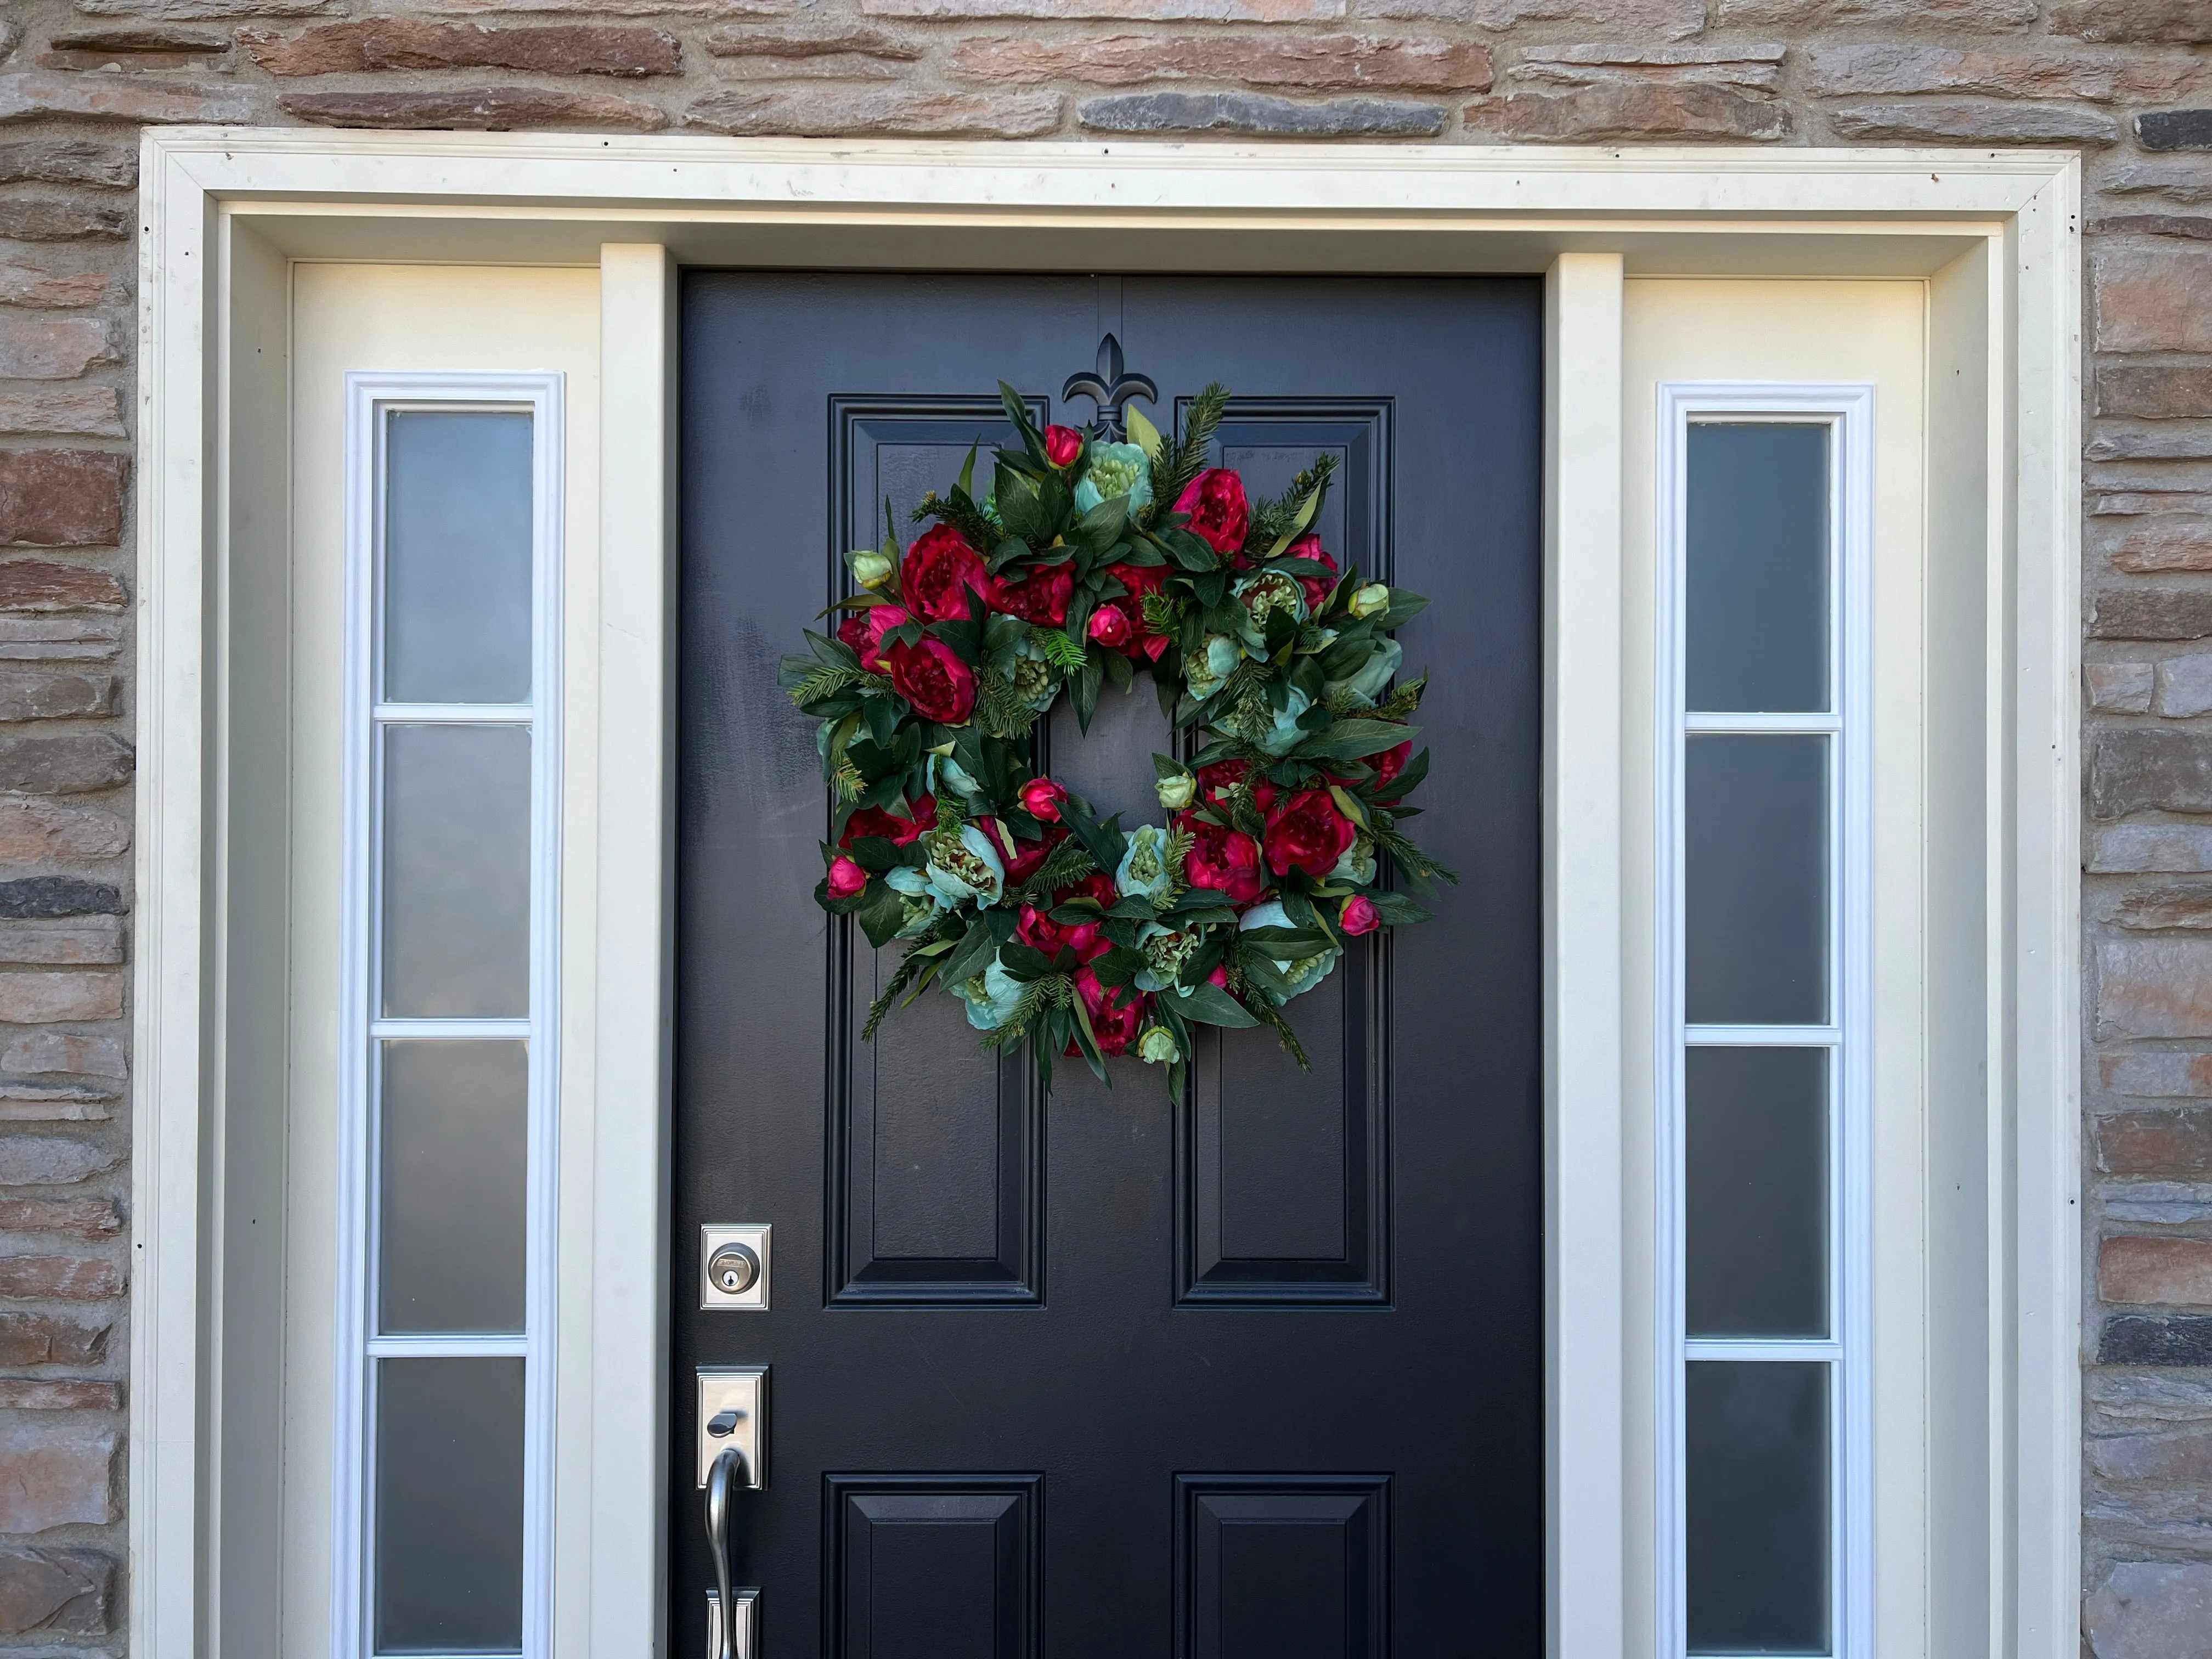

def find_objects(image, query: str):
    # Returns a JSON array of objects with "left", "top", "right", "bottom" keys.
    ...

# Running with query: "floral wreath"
[{"left": 780, "top": 383, "right": 1454, "bottom": 1095}]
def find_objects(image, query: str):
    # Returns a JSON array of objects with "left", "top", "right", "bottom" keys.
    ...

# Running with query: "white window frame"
[
  {"left": 334, "top": 371, "right": 566, "bottom": 1659},
  {"left": 1652, "top": 385, "right": 1874, "bottom": 1659},
  {"left": 132, "top": 137, "right": 2080, "bottom": 1659}
]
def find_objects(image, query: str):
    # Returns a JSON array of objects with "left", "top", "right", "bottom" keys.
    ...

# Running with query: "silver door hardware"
[
  {"left": 701, "top": 1224, "right": 771, "bottom": 1311},
  {"left": 704, "top": 1588, "right": 758, "bottom": 1659},
  {"left": 705, "top": 1446, "right": 760, "bottom": 1659},
  {"left": 696, "top": 1364, "right": 767, "bottom": 1489}
]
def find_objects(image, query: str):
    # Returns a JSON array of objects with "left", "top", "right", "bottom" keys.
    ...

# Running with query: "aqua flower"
[
  {"left": 1116, "top": 823, "right": 1175, "bottom": 905},
  {"left": 928, "top": 752, "right": 988, "bottom": 810},
  {"left": 1238, "top": 899, "right": 1342, "bottom": 1003},
  {"left": 1233, "top": 569, "right": 1307, "bottom": 644},
  {"left": 1328, "top": 833, "right": 1377, "bottom": 888},
  {"left": 1009, "top": 636, "right": 1061, "bottom": 713},
  {"left": 1256, "top": 686, "right": 1314, "bottom": 757},
  {"left": 885, "top": 866, "right": 953, "bottom": 936},
  {"left": 926, "top": 823, "right": 1006, "bottom": 907},
  {"left": 1184, "top": 633, "right": 1243, "bottom": 699},
  {"left": 1073, "top": 442, "right": 1154, "bottom": 517},
  {"left": 1134, "top": 922, "right": 1199, "bottom": 991},
  {"left": 954, "top": 957, "right": 1026, "bottom": 1030},
  {"left": 1324, "top": 636, "right": 1402, "bottom": 709}
]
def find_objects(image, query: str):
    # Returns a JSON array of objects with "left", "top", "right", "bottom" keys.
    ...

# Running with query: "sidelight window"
[
  {"left": 336, "top": 376, "right": 563, "bottom": 1659},
  {"left": 1657, "top": 390, "right": 1872, "bottom": 1659}
]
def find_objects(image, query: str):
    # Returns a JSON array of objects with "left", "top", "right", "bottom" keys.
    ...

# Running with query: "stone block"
[
  {"left": 0, "top": 394, "right": 122, "bottom": 443},
  {"left": 0, "top": 1091, "right": 115, "bottom": 1122},
  {"left": 2098, "top": 214, "right": 2212, "bottom": 240},
  {"left": 0, "top": 1255, "right": 122, "bottom": 1300},
  {"left": 2093, "top": 729, "right": 2212, "bottom": 815},
  {"left": 0, "top": 1136, "right": 119, "bottom": 1188},
  {"left": 2112, "top": 884, "right": 2212, "bottom": 929},
  {"left": 0, "top": 563, "right": 125, "bottom": 613},
  {"left": 1465, "top": 83, "right": 1787, "bottom": 140},
  {"left": 2106, "top": 1181, "right": 2212, "bottom": 1223},
  {"left": 2157, "top": 653, "right": 2212, "bottom": 714},
  {"left": 76, "top": 0, "right": 340, "bottom": 15},
  {"left": 2142, "top": 111, "right": 2212, "bottom": 152},
  {"left": 0, "top": 619, "right": 123, "bottom": 663},
  {"left": 0, "top": 923, "right": 124, "bottom": 968},
  {"left": 0, "top": 71, "right": 259, "bottom": 124},
  {"left": 693, "top": 86, "right": 1064, "bottom": 135},
  {"left": 0, "top": 734, "right": 134, "bottom": 794},
  {"left": 42, "top": 27, "right": 234, "bottom": 71},
  {"left": 1827, "top": 100, "right": 2120, "bottom": 143},
  {"left": 2098, "top": 939, "right": 2212, "bottom": 1034},
  {"left": 2104, "top": 1235, "right": 2212, "bottom": 1305},
  {"left": 2091, "top": 824, "right": 2212, "bottom": 872},
  {"left": 1716, "top": 0, "right": 2035, "bottom": 20},
  {"left": 0, "top": 1424, "right": 114, "bottom": 1533},
  {"left": 281, "top": 87, "right": 671, "bottom": 129},
  {"left": 2090, "top": 431, "right": 2212, "bottom": 463},
  {"left": 0, "top": 1199, "right": 121, "bottom": 1238},
  {"left": 1512, "top": 45, "right": 1785, "bottom": 89},
  {"left": 0, "top": 1547, "right": 112, "bottom": 1635},
  {"left": 2090, "top": 661, "right": 2155, "bottom": 712},
  {"left": 0, "top": 198, "right": 131, "bottom": 244},
  {"left": 2106, "top": 162, "right": 2212, "bottom": 205},
  {"left": 1, "top": 1034, "right": 126, "bottom": 1082},
  {"left": 242, "top": 20, "right": 682, "bottom": 76},
  {"left": 1081, "top": 89, "right": 1442, "bottom": 134},
  {"left": 0, "top": 141, "right": 134, "bottom": 191},
  {"left": 0, "top": 802, "right": 127, "bottom": 864},
  {"left": 0, "top": 674, "right": 116, "bottom": 723},
  {"left": 2087, "top": 1561, "right": 2212, "bottom": 1659},
  {"left": 1362, "top": 0, "right": 1702, "bottom": 31},
  {"left": 950, "top": 33, "right": 1493, "bottom": 89},
  {"left": 1809, "top": 44, "right": 2210, "bottom": 103},
  {"left": 430, "top": 0, "right": 811, "bottom": 12},
  {"left": 2058, "top": 0, "right": 2212, "bottom": 43},
  {"left": 866, "top": 0, "right": 1345, "bottom": 14},
  {"left": 2092, "top": 586, "right": 2212, "bottom": 640},
  {"left": 0, "top": 319, "right": 114, "bottom": 383},
  {"left": 0, "top": 1313, "right": 105, "bottom": 1365},
  {"left": 0, "top": 1380, "right": 119, "bottom": 1412},
  {"left": 2097, "top": 245, "right": 2212, "bottom": 354},
  {"left": 0, "top": 974, "right": 123, "bottom": 1024},
  {"left": 2094, "top": 1425, "right": 2212, "bottom": 1483},
  {"left": 0, "top": 266, "right": 109, "bottom": 312},
  {"left": 2099, "top": 490, "right": 2212, "bottom": 519},
  {"left": 0, "top": 458, "right": 126, "bottom": 551},
  {"left": 2102, "top": 1313, "right": 2212, "bottom": 1364},
  {"left": 704, "top": 24, "right": 918, "bottom": 58},
  {"left": 2100, "top": 1107, "right": 2212, "bottom": 1173},
  {"left": 2102, "top": 365, "right": 2212, "bottom": 419},
  {"left": 2101, "top": 1053, "right": 2212, "bottom": 1097}
]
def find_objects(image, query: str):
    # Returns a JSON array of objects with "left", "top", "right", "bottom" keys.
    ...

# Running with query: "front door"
[{"left": 674, "top": 272, "right": 1543, "bottom": 1657}]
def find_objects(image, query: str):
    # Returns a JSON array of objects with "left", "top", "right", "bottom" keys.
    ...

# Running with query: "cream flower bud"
[
  {"left": 1348, "top": 582, "right": 1391, "bottom": 619},
  {"left": 847, "top": 548, "right": 895, "bottom": 590},
  {"left": 1137, "top": 1025, "right": 1182, "bottom": 1065},
  {"left": 1156, "top": 771, "right": 1197, "bottom": 811}
]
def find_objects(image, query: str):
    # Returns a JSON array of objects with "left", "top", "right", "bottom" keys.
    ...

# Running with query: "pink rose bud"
[
  {"left": 1019, "top": 778, "right": 1067, "bottom": 822},
  {"left": 1207, "top": 964, "right": 1231, "bottom": 989},
  {"left": 1087, "top": 605, "right": 1133, "bottom": 648},
  {"left": 826, "top": 855, "right": 868, "bottom": 900},
  {"left": 1340, "top": 894, "right": 1383, "bottom": 936},
  {"left": 1045, "top": 425, "right": 1084, "bottom": 469}
]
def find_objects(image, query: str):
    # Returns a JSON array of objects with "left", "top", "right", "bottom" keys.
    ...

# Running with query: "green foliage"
[
  {"left": 1015, "top": 838, "right": 1099, "bottom": 905},
  {"left": 1030, "top": 625, "right": 1088, "bottom": 670},
  {"left": 1153, "top": 381, "right": 1230, "bottom": 518}
]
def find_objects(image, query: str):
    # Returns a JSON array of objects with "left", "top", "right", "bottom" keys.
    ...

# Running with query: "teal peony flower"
[
  {"left": 1329, "top": 833, "right": 1378, "bottom": 888},
  {"left": 1116, "top": 823, "right": 1176, "bottom": 905},
  {"left": 1238, "top": 899, "right": 1342, "bottom": 1003},
  {"left": 1184, "top": 633, "right": 1243, "bottom": 700},
  {"left": 1256, "top": 686, "right": 1314, "bottom": 757},
  {"left": 1009, "top": 636, "right": 1062, "bottom": 713},
  {"left": 928, "top": 751, "right": 989, "bottom": 810},
  {"left": 1134, "top": 922, "right": 1199, "bottom": 991},
  {"left": 885, "top": 866, "right": 953, "bottom": 936},
  {"left": 1324, "top": 636, "right": 1402, "bottom": 709},
  {"left": 1233, "top": 569, "right": 1307, "bottom": 644},
  {"left": 1073, "top": 442, "right": 1154, "bottom": 516},
  {"left": 954, "top": 957, "right": 1026, "bottom": 1030},
  {"left": 926, "top": 823, "right": 1006, "bottom": 907},
  {"left": 1137, "top": 1025, "right": 1182, "bottom": 1065}
]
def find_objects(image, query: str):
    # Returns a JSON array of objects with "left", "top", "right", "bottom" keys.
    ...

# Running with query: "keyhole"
[{"left": 709, "top": 1242, "right": 760, "bottom": 1296}]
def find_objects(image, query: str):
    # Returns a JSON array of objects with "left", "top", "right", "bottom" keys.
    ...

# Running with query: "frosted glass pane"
[
  {"left": 375, "top": 1356, "right": 525, "bottom": 1654},
  {"left": 1686, "top": 1361, "right": 1830, "bottom": 1655},
  {"left": 383, "top": 411, "right": 533, "bottom": 705},
  {"left": 380, "top": 1041, "right": 527, "bottom": 1335},
  {"left": 1685, "top": 735, "right": 1828, "bottom": 1027},
  {"left": 382, "top": 725, "right": 531, "bottom": 1018},
  {"left": 1686, "top": 423, "right": 1829, "bottom": 714},
  {"left": 1686, "top": 1047, "right": 1829, "bottom": 1339}
]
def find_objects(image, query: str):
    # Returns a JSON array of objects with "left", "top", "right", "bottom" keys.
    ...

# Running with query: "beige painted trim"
[{"left": 134, "top": 131, "right": 2080, "bottom": 1659}]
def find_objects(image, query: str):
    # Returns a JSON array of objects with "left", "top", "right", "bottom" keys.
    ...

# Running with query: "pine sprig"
[
  {"left": 977, "top": 670, "right": 1037, "bottom": 740},
  {"left": 862, "top": 946, "right": 929, "bottom": 1040},
  {"left": 1252, "top": 999, "right": 1313, "bottom": 1070},
  {"left": 980, "top": 973, "right": 1073, "bottom": 1050},
  {"left": 832, "top": 757, "right": 864, "bottom": 801},
  {"left": 788, "top": 664, "right": 889, "bottom": 707},
  {"left": 1154, "top": 825, "right": 1195, "bottom": 911},
  {"left": 1372, "top": 821, "right": 1460, "bottom": 885},
  {"left": 1246, "top": 453, "right": 1340, "bottom": 549},
  {"left": 1141, "top": 591, "right": 1182, "bottom": 636},
  {"left": 1030, "top": 625, "right": 1088, "bottom": 670},
  {"left": 1369, "top": 676, "right": 1426, "bottom": 723},
  {"left": 1017, "top": 839, "right": 1098, "bottom": 904},
  {"left": 914, "top": 489, "right": 999, "bottom": 554},
  {"left": 1154, "top": 381, "right": 1231, "bottom": 515}
]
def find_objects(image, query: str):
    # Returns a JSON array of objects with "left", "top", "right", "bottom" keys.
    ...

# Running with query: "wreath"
[{"left": 780, "top": 382, "right": 1454, "bottom": 1096}]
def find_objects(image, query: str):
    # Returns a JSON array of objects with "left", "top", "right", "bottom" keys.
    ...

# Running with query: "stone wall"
[{"left": 3, "top": 0, "right": 2210, "bottom": 1651}]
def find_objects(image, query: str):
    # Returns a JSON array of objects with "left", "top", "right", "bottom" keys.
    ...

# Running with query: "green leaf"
[
  {"left": 1165, "top": 980, "right": 1260, "bottom": 1029},
  {"left": 938, "top": 916, "right": 1000, "bottom": 988},
  {"left": 1362, "top": 889, "right": 1434, "bottom": 926},
  {"left": 1263, "top": 478, "right": 1323, "bottom": 558},
  {"left": 856, "top": 883, "right": 909, "bottom": 949},
  {"left": 957, "top": 440, "right": 978, "bottom": 500},
  {"left": 1294, "top": 719, "right": 1420, "bottom": 764},
  {"left": 1239, "top": 925, "right": 1334, "bottom": 957},
  {"left": 1125, "top": 402, "right": 1164, "bottom": 465}
]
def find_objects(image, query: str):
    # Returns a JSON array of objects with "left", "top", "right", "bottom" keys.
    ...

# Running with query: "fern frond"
[
  {"left": 832, "top": 758, "right": 864, "bottom": 801},
  {"left": 977, "top": 670, "right": 1039, "bottom": 741},
  {"left": 1029, "top": 625, "right": 1088, "bottom": 670},
  {"left": 913, "top": 489, "right": 1000, "bottom": 553},
  {"left": 789, "top": 665, "right": 889, "bottom": 707}
]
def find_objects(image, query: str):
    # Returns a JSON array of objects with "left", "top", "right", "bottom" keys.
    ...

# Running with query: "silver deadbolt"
[{"left": 708, "top": 1242, "right": 760, "bottom": 1296}]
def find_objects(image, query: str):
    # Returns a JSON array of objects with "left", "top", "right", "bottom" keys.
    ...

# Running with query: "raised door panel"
[
  {"left": 1176, "top": 1476, "right": 1391, "bottom": 1659},
  {"left": 828, "top": 1475, "right": 1041, "bottom": 1659}
]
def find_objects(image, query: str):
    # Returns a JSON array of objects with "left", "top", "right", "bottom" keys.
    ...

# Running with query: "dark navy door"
[{"left": 675, "top": 272, "right": 1543, "bottom": 1657}]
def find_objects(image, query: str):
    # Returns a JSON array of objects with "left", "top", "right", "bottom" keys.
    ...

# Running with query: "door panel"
[{"left": 676, "top": 272, "right": 1543, "bottom": 1656}]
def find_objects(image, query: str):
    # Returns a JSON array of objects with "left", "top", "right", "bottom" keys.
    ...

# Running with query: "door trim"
[{"left": 133, "top": 134, "right": 2079, "bottom": 1659}]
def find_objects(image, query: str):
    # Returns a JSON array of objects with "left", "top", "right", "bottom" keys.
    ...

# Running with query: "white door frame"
[{"left": 132, "top": 132, "right": 2080, "bottom": 1659}]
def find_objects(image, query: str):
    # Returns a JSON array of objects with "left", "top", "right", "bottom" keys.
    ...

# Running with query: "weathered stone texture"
[
  {"left": 0, "top": 70, "right": 258, "bottom": 124},
  {"left": 0, "top": 1425, "right": 114, "bottom": 1534},
  {"left": 1080, "top": 89, "right": 1443, "bottom": 133},
  {"left": 0, "top": 1256, "right": 123, "bottom": 1301},
  {"left": 1826, "top": 99, "right": 2121, "bottom": 143},
  {"left": 0, "top": 1199, "right": 122, "bottom": 1239},
  {"left": 2104, "top": 1236, "right": 2212, "bottom": 1305},
  {"left": 2097, "top": 245, "right": 2212, "bottom": 353},
  {"left": 0, "top": 458, "right": 126, "bottom": 551},
  {"left": 242, "top": 20, "right": 684, "bottom": 77},
  {"left": 281, "top": 87, "right": 672, "bottom": 129},
  {"left": 0, "top": 142, "right": 134, "bottom": 191},
  {"left": 2091, "top": 661, "right": 2156, "bottom": 713},
  {"left": 0, "top": 802, "right": 127, "bottom": 865},
  {"left": 2100, "top": 1108, "right": 2212, "bottom": 1174},
  {"left": 2101, "top": 940, "right": 2212, "bottom": 1035},
  {"left": 2094, "top": 729, "right": 2212, "bottom": 816},
  {"left": 2057, "top": 0, "right": 2212, "bottom": 46},
  {"left": 1810, "top": 44, "right": 2212, "bottom": 102},
  {"left": 2092, "top": 824, "right": 2212, "bottom": 873},
  {"left": 696, "top": 86, "right": 1064, "bottom": 134},
  {"left": 0, "top": 1313, "right": 105, "bottom": 1368},
  {"left": 0, "top": 1547, "right": 112, "bottom": 1635},
  {"left": 2102, "top": 1314, "right": 2212, "bottom": 1366},
  {"left": 2141, "top": 109, "right": 2212, "bottom": 150},
  {"left": 0, "top": 735, "right": 133, "bottom": 796},
  {"left": 0, "top": 1136, "right": 117, "bottom": 1187},
  {"left": 950, "top": 33, "right": 1493, "bottom": 88},
  {"left": 1465, "top": 82, "right": 1788, "bottom": 139},
  {"left": 2101, "top": 364, "right": 2212, "bottom": 421},
  {"left": 2086, "top": 1562, "right": 2212, "bottom": 1659},
  {"left": 3, "top": 1033, "right": 128, "bottom": 1081}
]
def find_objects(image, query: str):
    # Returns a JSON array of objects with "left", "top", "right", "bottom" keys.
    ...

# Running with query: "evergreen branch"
[
  {"left": 977, "top": 670, "right": 1038, "bottom": 740},
  {"left": 862, "top": 947, "right": 929, "bottom": 1040},
  {"left": 1154, "top": 825, "right": 1195, "bottom": 911},
  {"left": 914, "top": 489, "right": 1000, "bottom": 552},
  {"left": 1246, "top": 453, "right": 1340, "bottom": 549},
  {"left": 832, "top": 757, "right": 864, "bottom": 802},
  {"left": 1252, "top": 1000, "right": 1313, "bottom": 1070},
  {"left": 980, "top": 973, "right": 1073, "bottom": 1050},
  {"left": 1030, "top": 625, "right": 1088, "bottom": 670},
  {"left": 1369, "top": 676, "right": 1426, "bottom": 723},
  {"left": 1140, "top": 592, "right": 1182, "bottom": 636},
  {"left": 788, "top": 664, "right": 889, "bottom": 707},
  {"left": 1372, "top": 822, "right": 1460, "bottom": 885},
  {"left": 1017, "top": 839, "right": 1098, "bottom": 904},
  {"left": 1154, "top": 381, "right": 1231, "bottom": 514}
]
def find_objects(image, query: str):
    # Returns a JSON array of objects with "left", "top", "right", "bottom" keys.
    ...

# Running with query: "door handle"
[{"left": 704, "top": 1445, "right": 752, "bottom": 1659}]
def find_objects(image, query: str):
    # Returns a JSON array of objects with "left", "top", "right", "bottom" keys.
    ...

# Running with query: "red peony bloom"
[
  {"left": 837, "top": 603, "right": 914, "bottom": 673},
  {"left": 840, "top": 793, "right": 937, "bottom": 849},
  {"left": 884, "top": 635, "right": 976, "bottom": 725},
  {"left": 1101, "top": 561, "right": 1171, "bottom": 659},
  {"left": 1195, "top": 758, "right": 1277, "bottom": 820},
  {"left": 991, "top": 563, "right": 1074, "bottom": 626},
  {"left": 1087, "top": 605, "right": 1132, "bottom": 648},
  {"left": 1181, "top": 812, "right": 1268, "bottom": 907},
  {"left": 1172, "top": 468, "right": 1250, "bottom": 557},
  {"left": 1340, "top": 893, "right": 1382, "bottom": 936},
  {"left": 992, "top": 819, "right": 1060, "bottom": 888},
  {"left": 902, "top": 524, "right": 991, "bottom": 623},
  {"left": 1019, "top": 778, "right": 1067, "bottom": 822},
  {"left": 1017, "top": 902, "right": 1106, "bottom": 964},
  {"left": 1372, "top": 739, "right": 1413, "bottom": 791},
  {"left": 1285, "top": 534, "right": 1339, "bottom": 614},
  {"left": 826, "top": 855, "right": 868, "bottom": 900},
  {"left": 1068, "top": 966, "right": 1149, "bottom": 1057},
  {"left": 1263, "top": 788, "right": 1358, "bottom": 880},
  {"left": 1045, "top": 425, "right": 1084, "bottom": 469}
]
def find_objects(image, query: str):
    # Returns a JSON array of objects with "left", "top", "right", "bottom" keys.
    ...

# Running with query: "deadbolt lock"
[{"left": 700, "top": 1224, "right": 771, "bottom": 1311}]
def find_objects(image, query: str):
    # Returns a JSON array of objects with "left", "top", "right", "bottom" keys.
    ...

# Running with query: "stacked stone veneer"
[{"left": 4, "top": 0, "right": 2212, "bottom": 1650}]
